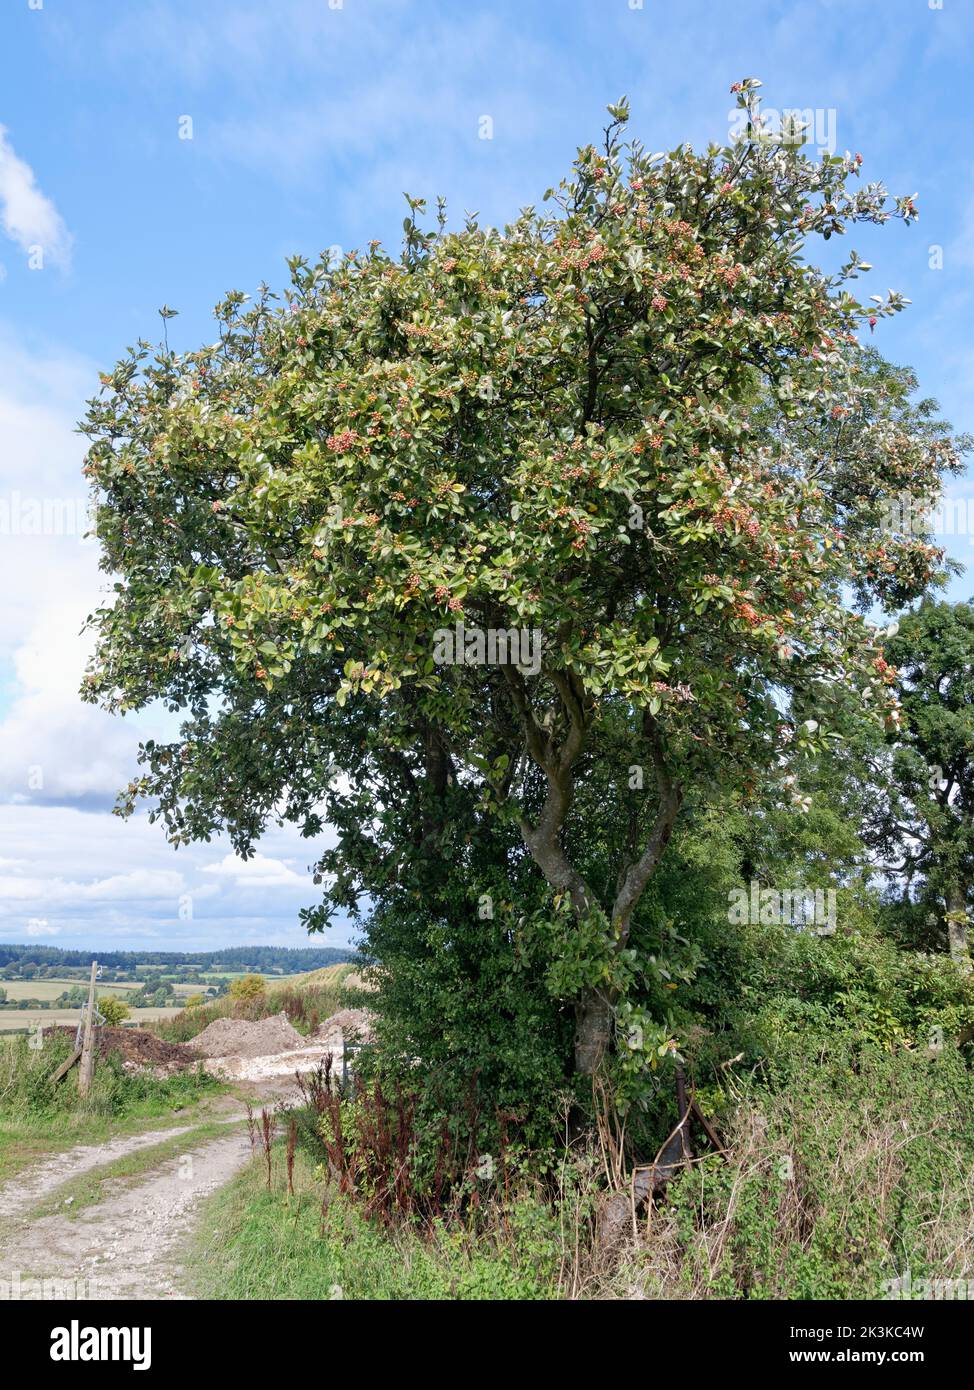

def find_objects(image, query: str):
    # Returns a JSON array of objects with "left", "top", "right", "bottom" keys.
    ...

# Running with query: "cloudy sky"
[{"left": 0, "top": 0, "right": 972, "bottom": 952}]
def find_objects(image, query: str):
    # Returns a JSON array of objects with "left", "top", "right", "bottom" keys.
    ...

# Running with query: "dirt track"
[
  {"left": 0, "top": 1124, "right": 253, "bottom": 1299},
  {"left": 0, "top": 1076, "right": 337, "bottom": 1299},
  {"left": 0, "top": 1015, "right": 371, "bottom": 1299},
  {"left": 0, "top": 1122, "right": 205, "bottom": 1221}
]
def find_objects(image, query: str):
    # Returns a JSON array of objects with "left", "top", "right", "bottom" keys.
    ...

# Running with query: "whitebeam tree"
[{"left": 82, "top": 82, "right": 960, "bottom": 1076}]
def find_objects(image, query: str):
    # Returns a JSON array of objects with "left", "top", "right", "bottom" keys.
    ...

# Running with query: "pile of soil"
[
  {"left": 53, "top": 1026, "right": 197, "bottom": 1073},
  {"left": 311, "top": 1008, "right": 374, "bottom": 1048},
  {"left": 188, "top": 1011, "right": 305, "bottom": 1060}
]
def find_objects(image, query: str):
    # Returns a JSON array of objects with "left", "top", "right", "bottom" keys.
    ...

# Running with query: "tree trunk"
[
  {"left": 504, "top": 667, "right": 683, "bottom": 1077},
  {"left": 945, "top": 884, "right": 971, "bottom": 970},
  {"left": 575, "top": 990, "right": 613, "bottom": 1074}
]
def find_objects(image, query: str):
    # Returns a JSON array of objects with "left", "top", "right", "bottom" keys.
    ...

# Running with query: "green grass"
[
  {"left": 185, "top": 1033, "right": 974, "bottom": 1303},
  {"left": 638, "top": 1040, "right": 974, "bottom": 1300},
  {"left": 0, "top": 1101, "right": 227, "bottom": 1189},
  {"left": 185, "top": 1146, "right": 565, "bottom": 1301},
  {"left": 0, "top": 1031, "right": 225, "bottom": 1186},
  {"left": 25, "top": 1118, "right": 246, "bottom": 1223}
]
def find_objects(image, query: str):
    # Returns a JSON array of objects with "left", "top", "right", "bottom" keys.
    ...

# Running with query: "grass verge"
[
  {"left": 0, "top": 1031, "right": 225, "bottom": 1186},
  {"left": 184, "top": 1145, "right": 565, "bottom": 1301}
]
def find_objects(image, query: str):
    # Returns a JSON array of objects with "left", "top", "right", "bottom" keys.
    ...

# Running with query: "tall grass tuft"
[
  {"left": 286, "top": 1116, "right": 297, "bottom": 1199},
  {"left": 0, "top": 1030, "right": 217, "bottom": 1122},
  {"left": 260, "top": 1108, "right": 275, "bottom": 1190}
]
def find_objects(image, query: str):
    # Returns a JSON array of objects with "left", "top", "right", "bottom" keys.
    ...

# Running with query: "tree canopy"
[
  {"left": 871, "top": 600, "right": 974, "bottom": 966},
  {"left": 81, "top": 81, "right": 965, "bottom": 1086}
]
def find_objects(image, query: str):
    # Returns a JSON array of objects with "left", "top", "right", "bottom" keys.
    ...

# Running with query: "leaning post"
[{"left": 77, "top": 959, "right": 98, "bottom": 1098}]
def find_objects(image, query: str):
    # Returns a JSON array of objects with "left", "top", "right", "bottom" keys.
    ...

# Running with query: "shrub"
[
  {"left": 229, "top": 974, "right": 266, "bottom": 1003},
  {"left": 191, "top": 1144, "right": 570, "bottom": 1301},
  {"left": 640, "top": 1039, "right": 974, "bottom": 1300},
  {"left": 98, "top": 996, "right": 130, "bottom": 1026},
  {"left": 152, "top": 973, "right": 349, "bottom": 1044}
]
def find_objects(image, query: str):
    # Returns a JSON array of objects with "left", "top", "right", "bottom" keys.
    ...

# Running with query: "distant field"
[
  {"left": 0, "top": 978, "right": 135, "bottom": 1002},
  {"left": 198, "top": 964, "right": 357, "bottom": 983},
  {"left": 0, "top": 1006, "right": 183, "bottom": 1032},
  {"left": 198, "top": 970, "right": 307, "bottom": 982},
  {"left": 0, "top": 965, "right": 356, "bottom": 1032},
  {"left": 266, "top": 964, "right": 354, "bottom": 989},
  {"left": 191, "top": 965, "right": 351, "bottom": 988}
]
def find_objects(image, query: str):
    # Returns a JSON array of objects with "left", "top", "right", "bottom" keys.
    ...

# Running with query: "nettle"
[{"left": 82, "top": 83, "right": 960, "bottom": 1083}]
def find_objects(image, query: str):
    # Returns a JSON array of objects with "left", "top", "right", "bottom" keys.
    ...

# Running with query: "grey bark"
[
  {"left": 504, "top": 665, "right": 683, "bottom": 1074},
  {"left": 946, "top": 883, "right": 971, "bottom": 970}
]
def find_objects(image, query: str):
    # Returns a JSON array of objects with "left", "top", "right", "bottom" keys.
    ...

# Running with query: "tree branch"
[{"left": 612, "top": 712, "right": 684, "bottom": 934}]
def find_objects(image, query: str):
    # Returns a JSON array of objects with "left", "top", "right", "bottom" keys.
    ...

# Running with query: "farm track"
[
  {"left": 0, "top": 1122, "right": 204, "bottom": 1219},
  {"left": 0, "top": 1103, "right": 256, "bottom": 1299}
]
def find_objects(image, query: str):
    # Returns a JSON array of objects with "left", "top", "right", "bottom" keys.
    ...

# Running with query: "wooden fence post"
[{"left": 77, "top": 960, "right": 98, "bottom": 1097}]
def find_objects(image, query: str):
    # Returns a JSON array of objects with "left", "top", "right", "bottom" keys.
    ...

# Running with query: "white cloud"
[
  {"left": 26, "top": 918, "right": 57, "bottom": 937},
  {"left": 0, "top": 127, "right": 72, "bottom": 269},
  {"left": 0, "top": 331, "right": 96, "bottom": 650},
  {"left": 0, "top": 331, "right": 153, "bottom": 810},
  {"left": 0, "top": 327, "right": 348, "bottom": 951},
  {"left": 0, "top": 805, "right": 351, "bottom": 952},
  {"left": 201, "top": 852, "right": 307, "bottom": 889},
  {"left": 0, "top": 867, "right": 186, "bottom": 904},
  {"left": 0, "top": 597, "right": 150, "bottom": 810},
  {"left": 86, "top": 869, "right": 188, "bottom": 901}
]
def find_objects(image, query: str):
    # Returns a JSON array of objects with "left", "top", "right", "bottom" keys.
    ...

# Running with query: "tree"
[
  {"left": 229, "top": 974, "right": 267, "bottom": 1003},
  {"left": 870, "top": 601, "right": 974, "bottom": 968},
  {"left": 98, "top": 995, "right": 130, "bottom": 1026},
  {"left": 82, "top": 80, "right": 962, "bottom": 1082},
  {"left": 184, "top": 992, "right": 207, "bottom": 1008}
]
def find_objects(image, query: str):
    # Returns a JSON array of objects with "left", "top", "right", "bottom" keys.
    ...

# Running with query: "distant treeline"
[{"left": 0, "top": 944, "right": 359, "bottom": 972}]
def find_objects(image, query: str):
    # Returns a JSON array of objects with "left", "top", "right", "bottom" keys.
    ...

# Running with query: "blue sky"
[{"left": 0, "top": 0, "right": 971, "bottom": 952}]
